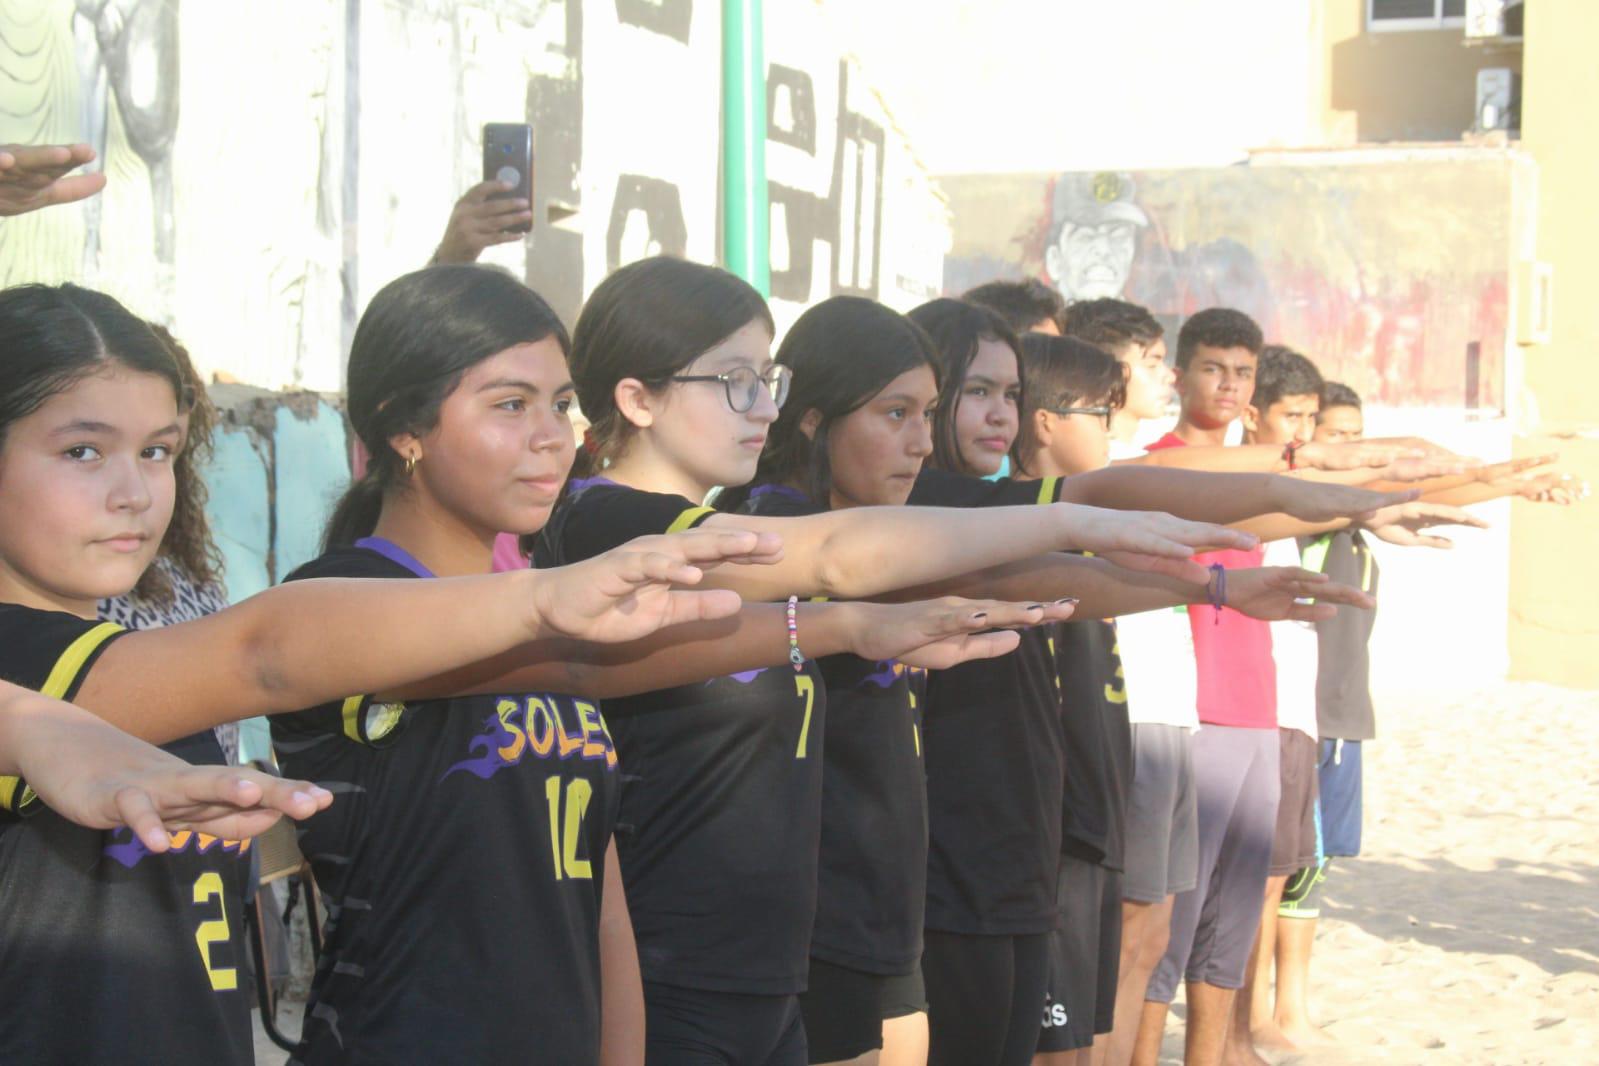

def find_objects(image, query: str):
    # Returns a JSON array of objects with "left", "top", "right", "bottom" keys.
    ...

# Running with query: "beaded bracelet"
[
  {"left": 786, "top": 595, "right": 805, "bottom": 670},
  {"left": 1207, "top": 563, "right": 1227, "bottom": 624}
]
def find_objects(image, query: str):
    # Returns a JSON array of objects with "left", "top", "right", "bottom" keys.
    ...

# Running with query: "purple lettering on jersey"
[
  {"left": 860, "top": 661, "right": 900, "bottom": 690},
  {"left": 441, "top": 695, "right": 618, "bottom": 782},
  {"left": 103, "top": 828, "right": 252, "bottom": 869}
]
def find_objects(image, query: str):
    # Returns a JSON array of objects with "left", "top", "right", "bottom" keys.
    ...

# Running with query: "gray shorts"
[
  {"left": 1121, "top": 723, "right": 1199, "bottom": 904},
  {"left": 1147, "top": 725, "right": 1280, "bottom": 1001}
]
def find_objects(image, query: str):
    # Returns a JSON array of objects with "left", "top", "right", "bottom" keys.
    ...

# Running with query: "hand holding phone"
[{"left": 482, "top": 123, "right": 533, "bottom": 235}]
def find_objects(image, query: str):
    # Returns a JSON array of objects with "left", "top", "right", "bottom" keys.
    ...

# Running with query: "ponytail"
[{"left": 322, "top": 470, "right": 389, "bottom": 551}]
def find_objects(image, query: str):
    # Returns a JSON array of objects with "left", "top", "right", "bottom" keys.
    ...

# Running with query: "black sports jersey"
[
  {"left": 908, "top": 469, "right": 1069, "bottom": 934},
  {"left": 271, "top": 543, "right": 622, "bottom": 1065},
  {"left": 0, "top": 605, "right": 252, "bottom": 1066},
  {"left": 1052, "top": 619, "right": 1133, "bottom": 871},
  {"left": 739, "top": 484, "right": 927, "bottom": 975},
  {"left": 1300, "top": 531, "right": 1380, "bottom": 741},
  {"left": 536, "top": 477, "right": 827, "bottom": 993}
]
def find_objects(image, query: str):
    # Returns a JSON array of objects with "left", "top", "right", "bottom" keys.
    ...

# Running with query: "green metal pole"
[{"left": 722, "top": 0, "right": 770, "bottom": 296}]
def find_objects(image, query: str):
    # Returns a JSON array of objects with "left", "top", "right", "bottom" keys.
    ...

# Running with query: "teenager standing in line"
[{"left": 0, "top": 280, "right": 803, "bottom": 1064}]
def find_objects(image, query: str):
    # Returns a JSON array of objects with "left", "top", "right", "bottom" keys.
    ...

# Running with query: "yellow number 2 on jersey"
[{"left": 192, "top": 871, "right": 238, "bottom": 992}]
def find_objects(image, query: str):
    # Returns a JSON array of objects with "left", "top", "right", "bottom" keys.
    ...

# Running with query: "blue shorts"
[{"left": 1317, "top": 739, "right": 1363, "bottom": 858}]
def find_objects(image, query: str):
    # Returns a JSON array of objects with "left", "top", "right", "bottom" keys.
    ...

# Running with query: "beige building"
[{"left": 915, "top": 0, "right": 1593, "bottom": 689}]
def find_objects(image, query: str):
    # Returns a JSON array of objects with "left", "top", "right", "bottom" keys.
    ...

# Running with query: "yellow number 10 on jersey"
[{"left": 545, "top": 776, "right": 595, "bottom": 880}]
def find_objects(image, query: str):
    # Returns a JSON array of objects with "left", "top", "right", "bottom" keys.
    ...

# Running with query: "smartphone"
[{"left": 482, "top": 122, "right": 533, "bottom": 234}]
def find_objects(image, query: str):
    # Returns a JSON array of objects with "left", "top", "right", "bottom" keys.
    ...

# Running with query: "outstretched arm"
[
  {"left": 892, "top": 551, "right": 1374, "bottom": 623},
  {"left": 691, "top": 502, "right": 1256, "bottom": 602},
  {"left": 71, "top": 529, "right": 778, "bottom": 744},
  {"left": 396, "top": 597, "right": 1072, "bottom": 701},
  {"left": 0, "top": 682, "right": 332, "bottom": 848},
  {"left": 1055, "top": 464, "right": 1417, "bottom": 526}
]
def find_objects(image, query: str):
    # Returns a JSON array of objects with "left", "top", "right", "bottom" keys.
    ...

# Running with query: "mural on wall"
[
  {"left": 2, "top": 0, "right": 947, "bottom": 390},
  {"left": 946, "top": 160, "right": 1512, "bottom": 410}
]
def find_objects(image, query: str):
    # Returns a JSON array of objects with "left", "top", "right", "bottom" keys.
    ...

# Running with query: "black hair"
[
  {"left": 1016, "top": 334, "right": 1127, "bottom": 475},
  {"left": 717, "top": 296, "right": 939, "bottom": 511},
  {"left": 1321, "top": 381, "right": 1362, "bottom": 412},
  {"left": 962, "top": 278, "right": 1066, "bottom": 335},
  {"left": 906, "top": 298, "right": 1025, "bottom": 474},
  {"left": 323, "top": 264, "right": 570, "bottom": 550},
  {"left": 568, "top": 256, "right": 774, "bottom": 477},
  {"left": 1059, "top": 297, "right": 1164, "bottom": 355},
  {"left": 135, "top": 324, "right": 224, "bottom": 604},
  {"left": 1253, "top": 344, "right": 1325, "bottom": 415},
  {"left": 1174, "top": 307, "right": 1264, "bottom": 370},
  {"left": 0, "top": 283, "right": 188, "bottom": 452}
]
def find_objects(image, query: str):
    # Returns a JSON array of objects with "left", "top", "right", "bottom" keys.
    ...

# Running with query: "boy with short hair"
[
  {"left": 1233, "top": 346, "right": 1329, "bottom": 1060},
  {"left": 963, "top": 278, "right": 1067, "bottom": 336},
  {"left": 1136, "top": 308, "right": 1279, "bottom": 1066}
]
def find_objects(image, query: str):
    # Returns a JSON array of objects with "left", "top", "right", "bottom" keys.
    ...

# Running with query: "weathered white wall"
[{"left": 1, "top": 0, "right": 950, "bottom": 390}]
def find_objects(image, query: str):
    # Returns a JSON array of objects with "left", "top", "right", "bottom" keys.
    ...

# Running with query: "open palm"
[
  {"left": 531, "top": 528, "right": 783, "bottom": 643},
  {"left": 1227, "top": 567, "right": 1375, "bottom": 623},
  {"left": 853, "top": 597, "right": 1074, "bottom": 670}
]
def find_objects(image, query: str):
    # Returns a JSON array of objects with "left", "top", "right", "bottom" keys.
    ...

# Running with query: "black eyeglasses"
[
  {"left": 671, "top": 364, "right": 793, "bottom": 413},
  {"left": 1052, "top": 406, "right": 1113, "bottom": 429}
]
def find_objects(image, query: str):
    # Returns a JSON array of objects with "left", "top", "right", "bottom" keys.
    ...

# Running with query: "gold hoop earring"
[{"left": 404, "top": 454, "right": 418, "bottom": 477}]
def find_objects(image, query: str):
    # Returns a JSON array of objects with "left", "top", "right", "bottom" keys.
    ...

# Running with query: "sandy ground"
[
  {"left": 252, "top": 681, "right": 1599, "bottom": 1065},
  {"left": 1156, "top": 681, "right": 1599, "bottom": 1066}
]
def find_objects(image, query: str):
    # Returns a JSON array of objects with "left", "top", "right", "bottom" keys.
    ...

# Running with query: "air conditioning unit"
[
  {"left": 1475, "top": 67, "right": 1520, "bottom": 132},
  {"left": 1465, "top": 0, "right": 1524, "bottom": 39}
]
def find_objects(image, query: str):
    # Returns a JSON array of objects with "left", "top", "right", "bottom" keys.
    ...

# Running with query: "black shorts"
[
  {"left": 643, "top": 981, "right": 807, "bottom": 1065},
  {"left": 1270, "top": 728, "right": 1320, "bottom": 877},
  {"left": 1037, "top": 854, "right": 1123, "bottom": 1052},
  {"left": 798, "top": 958, "right": 927, "bottom": 1063},
  {"left": 923, "top": 929, "right": 1050, "bottom": 1066}
]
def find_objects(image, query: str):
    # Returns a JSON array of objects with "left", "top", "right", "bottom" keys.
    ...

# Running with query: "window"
[{"left": 1368, "top": 0, "right": 1466, "bottom": 31}]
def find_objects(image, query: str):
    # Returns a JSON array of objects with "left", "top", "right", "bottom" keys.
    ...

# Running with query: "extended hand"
[
  {"left": 1270, "top": 477, "right": 1420, "bottom": 523},
  {"left": 432, "top": 181, "right": 533, "bottom": 263},
  {"left": 1066, "top": 506, "right": 1257, "bottom": 585},
  {"left": 1225, "top": 567, "right": 1375, "bottom": 622},
  {"left": 530, "top": 527, "right": 783, "bottom": 643},
  {"left": 19, "top": 711, "right": 331, "bottom": 850},
  {"left": 0, "top": 143, "right": 107, "bottom": 216},
  {"left": 1363, "top": 500, "right": 1488, "bottom": 549},
  {"left": 848, "top": 597, "right": 1075, "bottom": 670}
]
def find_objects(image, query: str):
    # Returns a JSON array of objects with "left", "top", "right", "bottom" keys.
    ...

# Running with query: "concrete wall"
[
  {"left": 1509, "top": 0, "right": 1599, "bottom": 688},
  {"left": 1319, "top": 0, "right": 1524, "bottom": 145},
  {"left": 0, "top": 0, "right": 950, "bottom": 389}
]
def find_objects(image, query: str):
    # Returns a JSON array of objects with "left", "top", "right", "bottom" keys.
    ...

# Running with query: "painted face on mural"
[
  {"left": 1047, "top": 220, "right": 1139, "bottom": 301},
  {"left": 1043, "top": 171, "right": 1149, "bottom": 302}
]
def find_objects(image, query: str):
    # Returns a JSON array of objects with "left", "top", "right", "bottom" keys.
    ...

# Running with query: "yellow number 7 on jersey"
[{"left": 794, "top": 675, "right": 816, "bottom": 759}]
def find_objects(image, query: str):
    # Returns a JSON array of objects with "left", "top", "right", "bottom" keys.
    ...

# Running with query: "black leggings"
[{"left": 923, "top": 930, "right": 1049, "bottom": 1066}]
